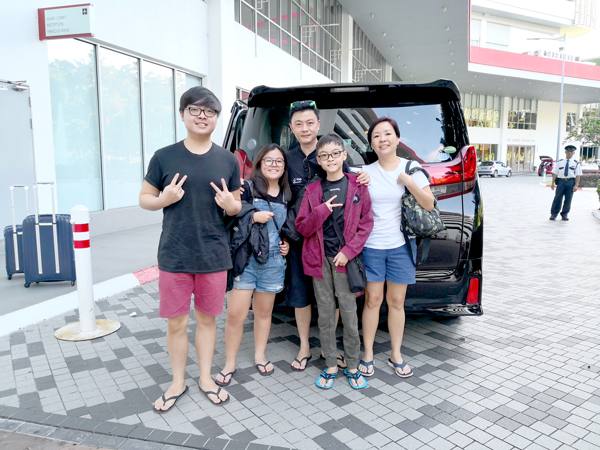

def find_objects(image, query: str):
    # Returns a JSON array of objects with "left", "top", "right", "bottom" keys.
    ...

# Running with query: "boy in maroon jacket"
[{"left": 296, "top": 134, "right": 373, "bottom": 390}]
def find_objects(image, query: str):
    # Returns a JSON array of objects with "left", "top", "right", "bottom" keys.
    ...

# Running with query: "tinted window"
[
  {"left": 238, "top": 103, "right": 457, "bottom": 165},
  {"left": 480, "top": 161, "right": 494, "bottom": 166}
]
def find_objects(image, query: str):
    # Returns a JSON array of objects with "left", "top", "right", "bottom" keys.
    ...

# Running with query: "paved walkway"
[{"left": 1, "top": 176, "right": 599, "bottom": 449}]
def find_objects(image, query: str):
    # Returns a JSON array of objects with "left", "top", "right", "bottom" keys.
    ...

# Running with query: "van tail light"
[
  {"left": 466, "top": 277, "right": 480, "bottom": 304},
  {"left": 425, "top": 145, "right": 477, "bottom": 200}
]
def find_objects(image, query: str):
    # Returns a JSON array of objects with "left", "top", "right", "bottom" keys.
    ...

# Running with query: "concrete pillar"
[
  {"left": 340, "top": 9, "right": 353, "bottom": 83},
  {"left": 207, "top": 0, "right": 234, "bottom": 142},
  {"left": 498, "top": 96, "right": 510, "bottom": 162},
  {"left": 384, "top": 64, "right": 393, "bottom": 82}
]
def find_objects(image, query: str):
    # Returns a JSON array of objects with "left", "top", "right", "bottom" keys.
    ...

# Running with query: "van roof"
[{"left": 247, "top": 79, "right": 461, "bottom": 109}]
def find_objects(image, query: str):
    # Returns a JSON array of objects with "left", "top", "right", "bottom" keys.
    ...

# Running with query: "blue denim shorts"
[
  {"left": 233, "top": 253, "right": 286, "bottom": 293},
  {"left": 362, "top": 240, "right": 417, "bottom": 285}
]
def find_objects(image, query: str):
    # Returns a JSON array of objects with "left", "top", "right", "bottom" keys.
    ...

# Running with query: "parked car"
[
  {"left": 478, "top": 160, "right": 512, "bottom": 177},
  {"left": 223, "top": 79, "right": 483, "bottom": 316},
  {"left": 537, "top": 155, "right": 554, "bottom": 176}
]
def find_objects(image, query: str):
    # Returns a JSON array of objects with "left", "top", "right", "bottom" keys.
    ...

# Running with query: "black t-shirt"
[
  {"left": 145, "top": 141, "right": 241, "bottom": 273},
  {"left": 321, "top": 176, "right": 347, "bottom": 258},
  {"left": 287, "top": 144, "right": 320, "bottom": 204}
]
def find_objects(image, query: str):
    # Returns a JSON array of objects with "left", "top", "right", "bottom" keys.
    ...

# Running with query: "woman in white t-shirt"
[{"left": 358, "top": 117, "right": 435, "bottom": 379}]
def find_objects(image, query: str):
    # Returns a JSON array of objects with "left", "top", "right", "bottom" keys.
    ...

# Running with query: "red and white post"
[{"left": 55, "top": 205, "right": 120, "bottom": 341}]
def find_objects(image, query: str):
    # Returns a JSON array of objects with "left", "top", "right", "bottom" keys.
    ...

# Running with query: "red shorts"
[{"left": 158, "top": 270, "right": 227, "bottom": 318}]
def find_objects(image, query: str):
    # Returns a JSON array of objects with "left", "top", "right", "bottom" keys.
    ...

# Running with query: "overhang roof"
[{"left": 338, "top": 0, "right": 600, "bottom": 104}]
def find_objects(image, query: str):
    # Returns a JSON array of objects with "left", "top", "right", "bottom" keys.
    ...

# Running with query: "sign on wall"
[{"left": 38, "top": 4, "right": 93, "bottom": 40}]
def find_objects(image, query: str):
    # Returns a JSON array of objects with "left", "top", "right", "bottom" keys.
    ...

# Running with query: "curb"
[
  {"left": 0, "top": 266, "right": 159, "bottom": 337},
  {"left": 593, "top": 210, "right": 600, "bottom": 222}
]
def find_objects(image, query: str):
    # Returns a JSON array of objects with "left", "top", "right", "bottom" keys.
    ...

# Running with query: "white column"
[
  {"left": 207, "top": 0, "right": 234, "bottom": 142},
  {"left": 498, "top": 96, "right": 510, "bottom": 162},
  {"left": 71, "top": 205, "right": 96, "bottom": 333},
  {"left": 340, "top": 9, "right": 353, "bottom": 83}
]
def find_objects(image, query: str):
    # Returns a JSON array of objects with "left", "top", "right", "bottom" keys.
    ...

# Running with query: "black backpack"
[{"left": 401, "top": 160, "right": 446, "bottom": 266}]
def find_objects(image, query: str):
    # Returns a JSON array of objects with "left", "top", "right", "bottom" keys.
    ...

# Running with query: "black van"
[{"left": 223, "top": 80, "right": 483, "bottom": 316}]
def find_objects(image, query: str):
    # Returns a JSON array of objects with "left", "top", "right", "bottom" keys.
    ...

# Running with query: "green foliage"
[{"left": 567, "top": 116, "right": 600, "bottom": 146}]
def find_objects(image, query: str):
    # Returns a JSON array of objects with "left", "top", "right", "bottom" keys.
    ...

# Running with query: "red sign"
[{"left": 38, "top": 4, "right": 93, "bottom": 41}]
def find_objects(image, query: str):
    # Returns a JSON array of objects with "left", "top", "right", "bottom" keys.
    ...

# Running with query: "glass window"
[
  {"left": 241, "top": 1, "right": 255, "bottom": 32},
  {"left": 270, "top": 21, "right": 281, "bottom": 47},
  {"left": 99, "top": 48, "right": 143, "bottom": 209},
  {"left": 291, "top": 2, "right": 300, "bottom": 38},
  {"left": 471, "top": 19, "right": 481, "bottom": 46},
  {"left": 508, "top": 97, "right": 537, "bottom": 130},
  {"left": 257, "top": 12, "right": 269, "bottom": 41},
  {"left": 281, "top": 0, "right": 291, "bottom": 32},
  {"left": 234, "top": 0, "right": 240, "bottom": 23},
  {"left": 487, "top": 22, "right": 510, "bottom": 49},
  {"left": 142, "top": 61, "right": 175, "bottom": 172},
  {"left": 237, "top": 102, "right": 459, "bottom": 166},
  {"left": 48, "top": 40, "right": 103, "bottom": 212},
  {"left": 269, "top": 0, "right": 280, "bottom": 23}
]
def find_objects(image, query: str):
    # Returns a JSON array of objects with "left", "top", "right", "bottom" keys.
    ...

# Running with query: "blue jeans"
[{"left": 551, "top": 178, "right": 575, "bottom": 217}]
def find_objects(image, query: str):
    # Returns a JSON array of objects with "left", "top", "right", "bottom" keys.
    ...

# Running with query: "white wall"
[
  {"left": 0, "top": 0, "right": 208, "bottom": 216},
  {"left": 468, "top": 97, "right": 579, "bottom": 165}
]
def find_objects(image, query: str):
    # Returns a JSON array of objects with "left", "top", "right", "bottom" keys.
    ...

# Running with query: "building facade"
[{"left": 1, "top": 0, "right": 600, "bottom": 234}]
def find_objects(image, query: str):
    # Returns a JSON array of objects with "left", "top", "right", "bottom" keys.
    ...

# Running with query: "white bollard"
[
  {"left": 71, "top": 205, "right": 96, "bottom": 332},
  {"left": 54, "top": 205, "right": 120, "bottom": 341}
]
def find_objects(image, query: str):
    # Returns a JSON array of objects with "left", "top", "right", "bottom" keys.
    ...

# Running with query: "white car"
[{"left": 478, "top": 160, "right": 512, "bottom": 177}]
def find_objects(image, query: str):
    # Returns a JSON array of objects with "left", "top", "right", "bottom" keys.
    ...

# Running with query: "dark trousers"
[{"left": 551, "top": 178, "right": 575, "bottom": 217}]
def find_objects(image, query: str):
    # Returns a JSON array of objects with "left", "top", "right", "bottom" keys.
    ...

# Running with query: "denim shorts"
[
  {"left": 233, "top": 253, "right": 286, "bottom": 293},
  {"left": 362, "top": 240, "right": 417, "bottom": 285}
]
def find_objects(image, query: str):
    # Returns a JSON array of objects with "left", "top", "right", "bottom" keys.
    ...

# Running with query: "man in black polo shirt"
[{"left": 285, "top": 100, "right": 369, "bottom": 371}]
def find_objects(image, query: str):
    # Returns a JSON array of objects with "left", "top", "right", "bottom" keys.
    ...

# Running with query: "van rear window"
[{"left": 238, "top": 103, "right": 459, "bottom": 165}]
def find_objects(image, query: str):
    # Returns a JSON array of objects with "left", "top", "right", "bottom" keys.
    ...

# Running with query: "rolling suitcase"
[
  {"left": 4, "top": 185, "right": 29, "bottom": 279},
  {"left": 22, "top": 182, "right": 76, "bottom": 288}
]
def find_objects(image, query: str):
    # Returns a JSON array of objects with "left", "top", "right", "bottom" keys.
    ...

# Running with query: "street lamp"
[{"left": 556, "top": 44, "right": 566, "bottom": 162}]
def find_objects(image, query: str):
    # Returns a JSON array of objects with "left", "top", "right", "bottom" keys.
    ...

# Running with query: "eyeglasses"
[
  {"left": 317, "top": 150, "right": 344, "bottom": 161},
  {"left": 263, "top": 158, "right": 285, "bottom": 167},
  {"left": 186, "top": 106, "right": 217, "bottom": 118},
  {"left": 289, "top": 100, "right": 317, "bottom": 114}
]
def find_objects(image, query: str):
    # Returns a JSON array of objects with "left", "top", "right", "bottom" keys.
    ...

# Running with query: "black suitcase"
[
  {"left": 21, "top": 183, "right": 76, "bottom": 288},
  {"left": 4, "top": 185, "right": 29, "bottom": 280}
]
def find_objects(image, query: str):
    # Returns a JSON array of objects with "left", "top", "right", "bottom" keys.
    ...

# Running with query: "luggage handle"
[
  {"left": 32, "top": 182, "right": 60, "bottom": 274},
  {"left": 8, "top": 185, "right": 30, "bottom": 271}
]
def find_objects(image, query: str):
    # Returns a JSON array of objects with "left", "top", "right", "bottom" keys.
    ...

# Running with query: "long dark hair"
[{"left": 250, "top": 144, "right": 292, "bottom": 202}]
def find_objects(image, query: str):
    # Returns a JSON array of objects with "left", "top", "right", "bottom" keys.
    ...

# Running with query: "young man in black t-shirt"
[{"left": 140, "top": 87, "right": 241, "bottom": 410}]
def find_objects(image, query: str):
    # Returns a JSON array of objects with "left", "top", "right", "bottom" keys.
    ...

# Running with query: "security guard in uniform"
[{"left": 550, "top": 145, "right": 582, "bottom": 221}]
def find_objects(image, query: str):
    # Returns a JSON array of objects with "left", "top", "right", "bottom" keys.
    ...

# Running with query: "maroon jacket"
[{"left": 295, "top": 173, "right": 373, "bottom": 279}]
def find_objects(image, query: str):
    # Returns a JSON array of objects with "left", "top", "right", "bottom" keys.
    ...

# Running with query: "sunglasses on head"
[{"left": 289, "top": 100, "right": 317, "bottom": 114}]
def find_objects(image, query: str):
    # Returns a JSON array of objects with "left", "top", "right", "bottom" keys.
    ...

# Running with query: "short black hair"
[
  {"left": 316, "top": 133, "right": 344, "bottom": 152},
  {"left": 367, "top": 116, "right": 400, "bottom": 144},
  {"left": 564, "top": 145, "right": 577, "bottom": 152},
  {"left": 179, "top": 86, "right": 221, "bottom": 114},
  {"left": 289, "top": 100, "right": 320, "bottom": 120}
]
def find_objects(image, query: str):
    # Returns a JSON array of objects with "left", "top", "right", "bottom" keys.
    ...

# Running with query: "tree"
[{"left": 567, "top": 115, "right": 600, "bottom": 147}]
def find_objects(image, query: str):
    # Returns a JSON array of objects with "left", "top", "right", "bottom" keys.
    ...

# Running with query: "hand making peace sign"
[
  {"left": 210, "top": 178, "right": 239, "bottom": 212},
  {"left": 162, "top": 173, "right": 187, "bottom": 207},
  {"left": 324, "top": 194, "right": 344, "bottom": 212}
]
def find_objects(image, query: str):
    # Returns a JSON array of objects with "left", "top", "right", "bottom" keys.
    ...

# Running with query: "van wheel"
[
  {"left": 506, "top": 171, "right": 512, "bottom": 177},
  {"left": 492, "top": 170, "right": 498, "bottom": 178}
]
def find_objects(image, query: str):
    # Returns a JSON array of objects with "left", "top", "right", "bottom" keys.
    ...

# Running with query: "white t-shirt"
[{"left": 363, "top": 158, "right": 429, "bottom": 249}]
